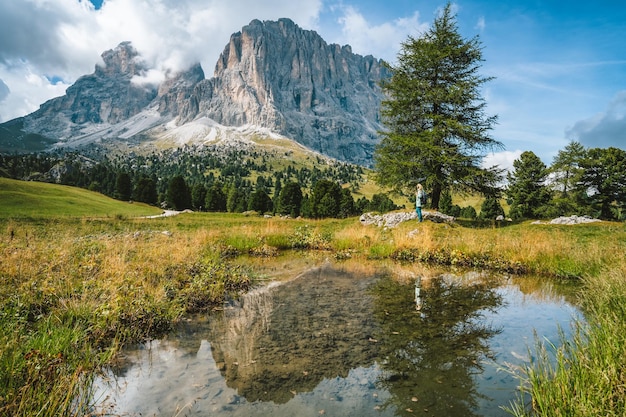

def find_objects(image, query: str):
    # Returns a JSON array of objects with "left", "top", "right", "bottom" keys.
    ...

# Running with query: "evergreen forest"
[{"left": 0, "top": 144, "right": 401, "bottom": 219}]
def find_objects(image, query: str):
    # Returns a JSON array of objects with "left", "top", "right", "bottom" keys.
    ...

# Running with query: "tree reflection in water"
[
  {"left": 371, "top": 274, "right": 503, "bottom": 417},
  {"left": 206, "top": 264, "right": 503, "bottom": 416},
  {"left": 95, "top": 264, "right": 532, "bottom": 417}
]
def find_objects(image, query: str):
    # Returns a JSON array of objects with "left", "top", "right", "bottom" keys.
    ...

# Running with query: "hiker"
[{"left": 415, "top": 184, "right": 425, "bottom": 222}]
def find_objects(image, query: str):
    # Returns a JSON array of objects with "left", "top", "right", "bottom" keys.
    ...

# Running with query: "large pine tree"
[{"left": 374, "top": 3, "right": 501, "bottom": 209}]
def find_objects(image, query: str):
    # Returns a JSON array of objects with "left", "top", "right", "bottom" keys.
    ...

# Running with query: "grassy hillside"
[{"left": 0, "top": 177, "right": 162, "bottom": 218}]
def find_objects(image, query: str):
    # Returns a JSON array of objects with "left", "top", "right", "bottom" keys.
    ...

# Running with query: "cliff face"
[
  {"left": 0, "top": 19, "right": 390, "bottom": 165},
  {"left": 200, "top": 18, "right": 387, "bottom": 164}
]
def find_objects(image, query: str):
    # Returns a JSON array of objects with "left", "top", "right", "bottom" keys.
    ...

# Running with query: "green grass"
[
  {"left": 1, "top": 178, "right": 626, "bottom": 416},
  {"left": 0, "top": 177, "right": 162, "bottom": 218},
  {"left": 506, "top": 265, "right": 626, "bottom": 417}
]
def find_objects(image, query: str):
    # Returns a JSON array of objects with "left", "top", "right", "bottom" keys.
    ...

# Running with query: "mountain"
[{"left": 0, "top": 18, "right": 389, "bottom": 166}]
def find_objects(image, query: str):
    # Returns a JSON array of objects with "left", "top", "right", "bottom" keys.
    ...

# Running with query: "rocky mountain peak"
[
  {"left": 18, "top": 41, "right": 158, "bottom": 140},
  {"left": 95, "top": 41, "right": 144, "bottom": 78},
  {"left": 201, "top": 18, "right": 389, "bottom": 164},
  {"left": 1, "top": 18, "right": 390, "bottom": 166}
]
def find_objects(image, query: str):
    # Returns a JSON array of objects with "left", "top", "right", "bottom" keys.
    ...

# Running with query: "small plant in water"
[
  {"left": 179, "top": 260, "right": 253, "bottom": 312},
  {"left": 290, "top": 225, "right": 331, "bottom": 250}
]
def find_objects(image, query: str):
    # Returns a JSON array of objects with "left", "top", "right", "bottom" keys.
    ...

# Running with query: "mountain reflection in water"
[{"left": 93, "top": 262, "right": 580, "bottom": 417}]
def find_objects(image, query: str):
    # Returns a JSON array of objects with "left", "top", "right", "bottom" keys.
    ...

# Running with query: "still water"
[{"left": 93, "top": 261, "right": 581, "bottom": 417}]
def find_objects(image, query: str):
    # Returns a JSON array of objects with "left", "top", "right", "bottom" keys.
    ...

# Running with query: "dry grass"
[{"left": 1, "top": 213, "right": 625, "bottom": 416}]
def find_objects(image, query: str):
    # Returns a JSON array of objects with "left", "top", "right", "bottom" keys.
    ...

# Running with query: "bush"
[
  {"left": 459, "top": 206, "right": 477, "bottom": 219},
  {"left": 289, "top": 225, "right": 331, "bottom": 250}
]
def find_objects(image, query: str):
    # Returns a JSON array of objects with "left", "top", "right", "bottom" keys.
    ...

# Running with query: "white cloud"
[
  {"left": 475, "top": 16, "right": 485, "bottom": 31},
  {"left": 482, "top": 150, "right": 523, "bottom": 173},
  {"left": 334, "top": 5, "right": 428, "bottom": 63},
  {"left": 0, "top": 0, "right": 324, "bottom": 122},
  {"left": 131, "top": 69, "right": 166, "bottom": 87},
  {"left": 0, "top": 64, "right": 69, "bottom": 122},
  {"left": 566, "top": 90, "right": 626, "bottom": 150},
  {"left": 0, "top": 79, "right": 9, "bottom": 103}
]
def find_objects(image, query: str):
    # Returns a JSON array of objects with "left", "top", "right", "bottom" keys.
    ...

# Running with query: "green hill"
[{"left": 0, "top": 177, "right": 162, "bottom": 218}]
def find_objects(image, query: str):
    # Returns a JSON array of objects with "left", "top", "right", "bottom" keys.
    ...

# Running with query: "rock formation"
[
  {"left": 360, "top": 211, "right": 456, "bottom": 228},
  {"left": 0, "top": 19, "right": 390, "bottom": 166},
  {"left": 23, "top": 42, "right": 158, "bottom": 140}
]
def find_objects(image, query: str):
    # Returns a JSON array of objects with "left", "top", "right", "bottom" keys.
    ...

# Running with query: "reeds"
[{"left": 506, "top": 264, "right": 626, "bottom": 416}]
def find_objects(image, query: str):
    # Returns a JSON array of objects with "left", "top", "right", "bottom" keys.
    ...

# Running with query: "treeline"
[
  {"left": 435, "top": 142, "right": 626, "bottom": 221},
  {"left": 505, "top": 143, "right": 626, "bottom": 221},
  {"left": 0, "top": 146, "right": 400, "bottom": 218}
]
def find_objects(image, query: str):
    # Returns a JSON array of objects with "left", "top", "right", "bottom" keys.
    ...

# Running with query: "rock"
[
  {"left": 359, "top": 211, "right": 454, "bottom": 228},
  {"left": 425, "top": 211, "right": 455, "bottom": 223},
  {"left": 407, "top": 229, "right": 420, "bottom": 238},
  {"left": 532, "top": 215, "right": 601, "bottom": 225},
  {"left": 549, "top": 215, "right": 601, "bottom": 225}
]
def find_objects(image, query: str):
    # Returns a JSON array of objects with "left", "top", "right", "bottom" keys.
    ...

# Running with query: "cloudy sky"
[{"left": 0, "top": 0, "right": 624, "bottom": 169}]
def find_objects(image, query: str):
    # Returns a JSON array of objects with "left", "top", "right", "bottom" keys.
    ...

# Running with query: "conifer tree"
[
  {"left": 339, "top": 188, "right": 356, "bottom": 218},
  {"left": 374, "top": 3, "right": 501, "bottom": 209},
  {"left": 115, "top": 172, "right": 132, "bottom": 201},
  {"left": 166, "top": 176, "right": 191, "bottom": 210},
  {"left": 479, "top": 195, "right": 504, "bottom": 220},
  {"left": 506, "top": 151, "right": 552, "bottom": 219},
  {"left": 133, "top": 175, "right": 157, "bottom": 205},
  {"left": 248, "top": 189, "right": 273, "bottom": 214},
  {"left": 579, "top": 147, "right": 626, "bottom": 220},
  {"left": 205, "top": 183, "right": 227, "bottom": 212},
  {"left": 551, "top": 141, "right": 586, "bottom": 197},
  {"left": 191, "top": 183, "right": 207, "bottom": 211},
  {"left": 276, "top": 182, "right": 303, "bottom": 217},
  {"left": 309, "top": 179, "right": 341, "bottom": 218}
]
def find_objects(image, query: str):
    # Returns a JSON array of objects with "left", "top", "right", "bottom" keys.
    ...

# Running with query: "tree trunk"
[{"left": 431, "top": 182, "right": 442, "bottom": 211}]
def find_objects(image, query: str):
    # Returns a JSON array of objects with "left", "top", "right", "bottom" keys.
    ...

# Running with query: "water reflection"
[
  {"left": 371, "top": 273, "right": 502, "bottom": 417},
  {"left": 93, "top": 263, "right": 580, "bottom": 417},
  {"left": 208, "top": 264, "right": 382, "bottom": 404}
]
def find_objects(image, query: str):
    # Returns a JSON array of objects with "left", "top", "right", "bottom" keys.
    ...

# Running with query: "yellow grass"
[{"left": 2, "top": 210, "right": 625, "bottom": 416}]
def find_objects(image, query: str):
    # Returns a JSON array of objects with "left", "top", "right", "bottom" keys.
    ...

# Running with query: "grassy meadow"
[
  {"left": 0, "top": 177, "right": 162, "bottom": 218},
  {"left": 1, "top": 177, "right": 625, "bottom": 416}
]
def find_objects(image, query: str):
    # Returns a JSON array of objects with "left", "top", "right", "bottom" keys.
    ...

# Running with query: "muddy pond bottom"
[{"left": 93, "top": 262, "right": 581, "bottom": 417}]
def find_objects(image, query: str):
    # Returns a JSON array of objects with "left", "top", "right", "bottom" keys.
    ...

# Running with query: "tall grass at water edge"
[
  {"left": 506, "top": 264, "right": 626, "bottom": 416},
  {"left": 0, "top": 217, "right": 253, "bottom": 416},
  {"left": 0, "top": 212, "right": 625, "bottom": 416}
]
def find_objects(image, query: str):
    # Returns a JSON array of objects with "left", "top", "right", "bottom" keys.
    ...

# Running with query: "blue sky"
[{"left": 0, "top": 0, "right": 624, "bottom": 170}]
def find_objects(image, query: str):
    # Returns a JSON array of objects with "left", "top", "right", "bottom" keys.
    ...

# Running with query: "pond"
[{"left": 92, "top": 261, "right": 581, "bottom": 417}]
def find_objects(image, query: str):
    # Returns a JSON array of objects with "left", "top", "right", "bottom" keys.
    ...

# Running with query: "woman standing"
[{"left": 415, "top": 184, "right": 425, "bottom": 222}]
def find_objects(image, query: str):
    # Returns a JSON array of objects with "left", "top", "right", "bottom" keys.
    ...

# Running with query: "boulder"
[
  {"left": 532, "top": 215, "right": 601, "bottom": 225},
  {"left": 359, "top": 211, "right": 455, "bottom": 228},
  {"left": 549, "top": 215, "right": 601, "bottom": 225}
]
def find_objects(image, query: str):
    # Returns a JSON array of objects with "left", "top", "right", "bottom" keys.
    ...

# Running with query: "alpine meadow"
[{"left": 1, "top": 3, "right": 626, "bottom": 417}]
